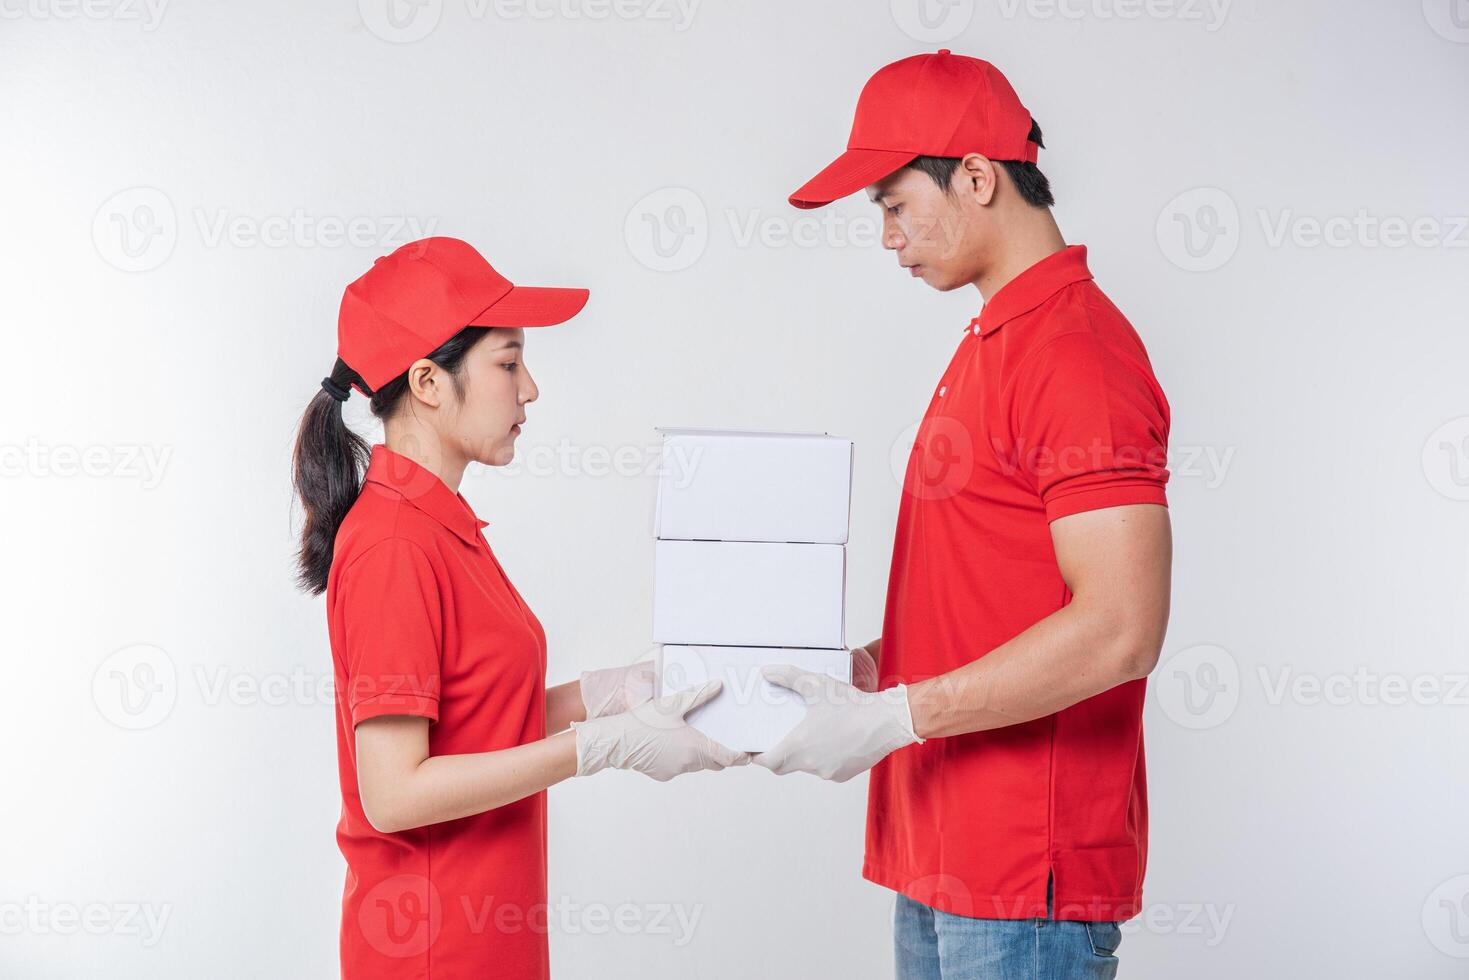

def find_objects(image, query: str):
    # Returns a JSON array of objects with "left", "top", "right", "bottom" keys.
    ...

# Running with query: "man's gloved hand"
[
  {"left": 571, "top": 680, "right": 750, "bottom": 781},
  {"left": 752, "top": 666, "right": 923, "bottom": 783},
  {"left": 579, "top": 660, "right": 657, "bottom": 719}
]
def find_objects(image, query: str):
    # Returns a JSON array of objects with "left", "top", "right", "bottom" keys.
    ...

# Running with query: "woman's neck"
[{"left": 383, "top": 422, "right": 467, "bottom": 492}]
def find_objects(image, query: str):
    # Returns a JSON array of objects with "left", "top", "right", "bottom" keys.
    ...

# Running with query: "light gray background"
[{"left": 4, "top": 0, "right": 1468, "bottom": 976}]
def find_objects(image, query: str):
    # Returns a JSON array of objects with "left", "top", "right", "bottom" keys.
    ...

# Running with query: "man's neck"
[{"left": 973, "top": 210, "right": 1068, "bottom": 303}]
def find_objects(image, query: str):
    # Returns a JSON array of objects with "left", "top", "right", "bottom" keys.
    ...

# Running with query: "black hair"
[
  {"left": 906, "top": 119, "right": 1054, "bottom": 209},
  {"left": 291, "top": 326, "right": 492, "bottom": 594}
]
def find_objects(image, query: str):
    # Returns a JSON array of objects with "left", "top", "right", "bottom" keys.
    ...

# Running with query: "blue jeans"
[{"left": 893, "top": 887, "right": 1123, "bottom": 980}]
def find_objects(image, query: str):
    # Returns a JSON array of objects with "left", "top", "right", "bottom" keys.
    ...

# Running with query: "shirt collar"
[
  {"left": 362, "top": 444, "right": 489, "bottom": 547},
  {"left": 969, "top": 245, "right": 1093, "bottom": 338}
]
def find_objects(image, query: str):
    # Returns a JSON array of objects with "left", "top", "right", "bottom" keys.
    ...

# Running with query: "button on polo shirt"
[
  {"left": 326, "top": 444, "right": 550, "bottom": 979},
  {"left": 866, "top": 245, "right": 1171, "bottom": 923}
]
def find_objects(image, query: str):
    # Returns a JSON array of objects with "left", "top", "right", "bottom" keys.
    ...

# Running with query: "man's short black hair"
[{"left": 906, "top": 120, "right": 1054, "bottom": 209}]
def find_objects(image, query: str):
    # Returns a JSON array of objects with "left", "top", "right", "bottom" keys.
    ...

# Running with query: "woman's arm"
[
  {"left": 545, "top": 679, "right": 586, "bottom": 734},
  {"left": 357, "top": 677, "right": 744, "bottom": 833},
  {"left": 545, "top": 659, "right": 660, "bottom": 736},
  {"left": 853, "top": 637, "right": 881, "bottom": 691},
  {"left": 356, "top": 717, "right": 576, "bottom": 833}
]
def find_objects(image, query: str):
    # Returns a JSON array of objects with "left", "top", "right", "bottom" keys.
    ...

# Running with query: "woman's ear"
[{"left": 405, "top": 358, "right": 443, "bottom": 408}]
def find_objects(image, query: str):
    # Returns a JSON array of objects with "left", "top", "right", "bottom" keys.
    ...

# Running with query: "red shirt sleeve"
[
  {"left": 337, "top": 538, "right": 444, "bottom": 726},
  {"left": 1011, "top": 331, "right": 1171, "bottom": 523}
]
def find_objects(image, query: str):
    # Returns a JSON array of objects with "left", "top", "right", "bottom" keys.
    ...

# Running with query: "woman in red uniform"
[{"left": 291, "top": 237, "right": 745, "bottom": 979}]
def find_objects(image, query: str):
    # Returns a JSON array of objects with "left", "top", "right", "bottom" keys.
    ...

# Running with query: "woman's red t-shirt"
[{"left": 326, "top": 444, "right": 549, "bottom": 979}]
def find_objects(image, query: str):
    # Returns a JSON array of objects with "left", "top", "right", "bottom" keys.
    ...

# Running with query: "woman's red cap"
[{"left": 337, "top": 237, "right": 589, "bottom": 391}]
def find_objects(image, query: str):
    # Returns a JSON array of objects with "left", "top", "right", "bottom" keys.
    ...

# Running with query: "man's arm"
[
  {"left": 753, "top": 504, "right": 1170, "bottom": 782},
  {"left": 906, "top": 503, "right": 1171, "bottom": 739}
]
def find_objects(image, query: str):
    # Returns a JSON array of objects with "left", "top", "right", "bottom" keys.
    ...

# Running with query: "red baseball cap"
[
  {"left": 789, "top": 50, "right": 1037, "bottom": 210},
  {"left": 337, "top": 236, "right": 589, "bottom": 392}
]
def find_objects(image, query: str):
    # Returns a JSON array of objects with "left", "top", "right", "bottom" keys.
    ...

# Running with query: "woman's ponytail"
[
  {"left": 292, "top": 359, "right": 371, "bottom": 594},
  {"left": 291, "top": 327, "right": 492, "bottom": 594}
]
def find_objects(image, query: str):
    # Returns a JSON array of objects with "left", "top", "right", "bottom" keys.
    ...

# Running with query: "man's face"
[{"left": 867, "top": 163, "right": 988, "bottom": 292}]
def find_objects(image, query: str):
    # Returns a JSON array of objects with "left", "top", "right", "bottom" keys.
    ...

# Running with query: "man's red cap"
[
  {"left": 789, "top": 49, "right": 1037, "bottom": 210},
  {"left": 337, "top": 236, "right": 589, "bottom": 392}
]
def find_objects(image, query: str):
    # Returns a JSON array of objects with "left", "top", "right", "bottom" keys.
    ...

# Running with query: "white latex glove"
[
  {"left": 579, "top": 660, "right": 657, "bottom": 719},
  {"left": 571, "top": 679, "right": 750, "bottom": 781},
  {"left": 851, "top": 645, "right": 879, "bottom": 693},
  {"left": 752, "top": 666, "right": 923, "bottom": 783}
]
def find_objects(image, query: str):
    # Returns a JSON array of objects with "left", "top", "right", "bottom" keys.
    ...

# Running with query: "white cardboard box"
[
  {"left": 655, "top": 428, "right": 853, "bottom": 544},
  {"left": 659, "top": 645, "right": 852, "bottom": 752},
  {"left": 652, "top": 539, "right": 846, "bottom": 648}
]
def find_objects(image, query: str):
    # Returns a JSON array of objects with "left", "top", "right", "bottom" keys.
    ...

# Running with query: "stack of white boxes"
[{"left": 652, "top": 428, "right": 853, "bottom": 753}]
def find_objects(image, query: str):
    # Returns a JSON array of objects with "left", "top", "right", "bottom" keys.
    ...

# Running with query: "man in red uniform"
[{"left": 756, "top": 51, "right": 1174, "bottom": 979}]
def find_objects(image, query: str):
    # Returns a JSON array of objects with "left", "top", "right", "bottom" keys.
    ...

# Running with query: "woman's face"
[{"left": 445, "top": 328, "right": 538, "bottom": 468}]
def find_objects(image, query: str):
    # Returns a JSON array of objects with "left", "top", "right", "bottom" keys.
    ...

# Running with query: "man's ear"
[
  {"left": 958, "top": 153, "right": 998, "bottom": 207},
  {"left": 405, "top": 358, "right": 443, "bottom": 408}
]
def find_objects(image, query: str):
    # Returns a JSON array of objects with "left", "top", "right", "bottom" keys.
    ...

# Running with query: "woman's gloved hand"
[
  {"left": 579, "top": 660, "right": 657, "bottom": 719},
  {"left": 571, "top": 680, "right": 749, "bottom": 781}
]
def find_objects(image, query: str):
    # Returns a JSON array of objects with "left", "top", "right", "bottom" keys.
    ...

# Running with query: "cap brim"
[
  {"left": 788, "top": 147, "right": 918, "bottom": 210},
  {"left": 468, "top": 285, "right": 590, "bottom": 328}
]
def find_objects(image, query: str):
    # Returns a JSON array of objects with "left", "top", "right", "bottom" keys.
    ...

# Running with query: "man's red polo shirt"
[
  {"left": 326, "top": 445, "right": 550, "bottom": 978},
  {"left": 866, "top": 245, "right": 1170, "bottom": 923}
]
